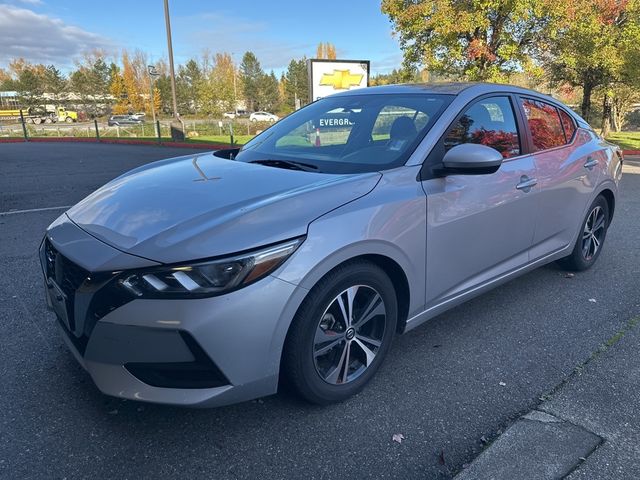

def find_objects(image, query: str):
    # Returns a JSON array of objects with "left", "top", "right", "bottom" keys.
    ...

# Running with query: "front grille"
[
  {"left": 42, "top": 237, "right": 134, "bottom": 354},
  {"left": 44, "top": 238, "right": 90, "bottom": 332}
]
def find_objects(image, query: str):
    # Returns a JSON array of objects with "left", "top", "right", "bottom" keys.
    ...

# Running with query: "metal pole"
[
  {"left": 233, "top": 65, "right": 238, "bottom": 114},
  {"left": 164, "top": 0, "right": 179, "bottom": 122},
  {"left": 150, "top": 78, "right": 157, "bottom": 136},
  {"left": 19, "top": 110, "right": 28, "bottom": 141},
  {"left": 94, "top": 119, "right": 100, "bottom": 141},
  {"left": 156, "top": 120, "right": 161, "bottom": 143}
]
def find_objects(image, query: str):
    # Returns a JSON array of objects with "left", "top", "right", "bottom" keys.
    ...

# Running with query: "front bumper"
[{"left": 41, "top": 215, "right": 306, "bottom": 407}]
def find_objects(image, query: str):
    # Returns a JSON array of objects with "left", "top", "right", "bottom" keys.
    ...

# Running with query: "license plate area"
[{"left": 47, "top": 278, "right": 72, "bottom": 331}]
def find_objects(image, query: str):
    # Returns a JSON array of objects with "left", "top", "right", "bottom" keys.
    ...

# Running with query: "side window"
[
  {"left": 522, "top": 99, "right": 565, "bottom": 151},
  {"left": 444, "top": 96, "right": 520, "bottom": 158},
  {"left": 558, "top": 109, "right": 576, "bottom": 142}
]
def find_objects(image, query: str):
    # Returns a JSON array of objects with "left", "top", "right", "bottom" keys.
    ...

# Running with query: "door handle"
[
  {"left": 584, "top": 157, "right": 598, "bottom": 170},
  {"left": 516, "top": 176, "right": 537, "bottom": 192}
]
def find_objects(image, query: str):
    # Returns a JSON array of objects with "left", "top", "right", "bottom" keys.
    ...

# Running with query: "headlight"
[{"left": 119, "top": 237, "right": 303, "bottom": 298}]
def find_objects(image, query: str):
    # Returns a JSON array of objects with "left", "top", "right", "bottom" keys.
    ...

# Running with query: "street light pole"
[
  {"left": 163, "top": 0, "right": 184, "bottom": 140},
  {"left": 148, "top": 65, "right": 160, "bottom": 137},
  {"left": 231, "top": 52, "right": 238, "bottom": 114}
]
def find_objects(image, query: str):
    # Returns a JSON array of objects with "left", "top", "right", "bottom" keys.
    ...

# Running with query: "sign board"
[{"left": 307, "top": 59, "right": 370, "bottom": 102}]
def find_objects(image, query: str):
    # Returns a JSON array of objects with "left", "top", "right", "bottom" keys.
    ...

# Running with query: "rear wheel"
[
  {"left": 65, "top": 116, "right": 73, "bottom": 123},
  {"left": 558, "top": 195, "right": 609, "bottom": 271},
  {"left": 283, "top": 260, "right": 397, "bottom": 404}
]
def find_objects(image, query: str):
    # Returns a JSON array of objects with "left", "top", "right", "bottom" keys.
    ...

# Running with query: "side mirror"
[{"left": 440, "top": 143, "right": 503, "bottom": 175}]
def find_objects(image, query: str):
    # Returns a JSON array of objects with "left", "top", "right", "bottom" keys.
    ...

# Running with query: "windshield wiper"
[{"left": 250, "top": 159, "right": 319, "bottom": 172}]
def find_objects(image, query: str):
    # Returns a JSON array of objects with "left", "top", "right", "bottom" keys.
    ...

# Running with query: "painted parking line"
[{"left": 0, "top": 205, "right": 71, "bottom": 216}]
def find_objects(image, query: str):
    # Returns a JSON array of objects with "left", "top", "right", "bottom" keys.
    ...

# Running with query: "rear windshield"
[{"left": 235, "top": 93, "right": 453, "bottom": 174}]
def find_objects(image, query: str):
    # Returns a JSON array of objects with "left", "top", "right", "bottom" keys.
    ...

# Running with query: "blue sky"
[{"left": 0, "top": 0, "right": 403, "bottom": 75}]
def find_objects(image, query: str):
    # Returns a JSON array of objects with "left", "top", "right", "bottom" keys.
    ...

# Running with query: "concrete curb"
[{"left": 454, "top": 411, "right": 602, "bottom": 480}]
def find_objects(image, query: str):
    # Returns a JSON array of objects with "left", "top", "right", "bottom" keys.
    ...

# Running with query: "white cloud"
[
  {"left": 14, "top": 0, "right": 45, "bottom": 5},
  {"left": 0, "top": 5, "right": 113, "bottom": 67}
]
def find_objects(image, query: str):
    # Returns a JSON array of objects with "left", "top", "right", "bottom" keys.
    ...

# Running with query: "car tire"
[
  {"left": 65, "top": 117, "right": 73, "bottom": 123},
  {"left": 558, "top": 195, "right": 609, "bottom": 271},
  {"left": 283, "top": 260, "right": 397, "bottom": 405}
]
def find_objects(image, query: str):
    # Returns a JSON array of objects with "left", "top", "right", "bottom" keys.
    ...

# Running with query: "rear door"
[
  {"left": 421, "top": 95, "right": 539, "bottom": 307},
  {"left": 517, "top": 97, "right": 602, "bottom": 260}
]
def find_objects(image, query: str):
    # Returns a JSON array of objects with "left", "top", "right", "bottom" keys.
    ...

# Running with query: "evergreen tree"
[
  {"left": 285, "top": 58, "right": 309, "bottom": 108},
  {"left": 240, "top": 51, "right": 264, "bottom": 111}
]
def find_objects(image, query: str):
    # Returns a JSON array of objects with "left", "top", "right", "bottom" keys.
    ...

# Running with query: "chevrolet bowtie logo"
[{"left": 319, "top": 70, "right": 364, "bottom": 90}]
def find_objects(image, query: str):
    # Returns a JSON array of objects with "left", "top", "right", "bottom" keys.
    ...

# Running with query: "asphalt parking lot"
[{"left": 1, "top": 142, "right": 639, "bottom": 479}]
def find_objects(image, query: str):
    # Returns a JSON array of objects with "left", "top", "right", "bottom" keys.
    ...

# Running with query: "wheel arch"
[
  {"left": 277, "top": 252, "right": 412, "bottom": 388},
  {"left": 597, "top": 188, "right": 615, "bottom": 223}
]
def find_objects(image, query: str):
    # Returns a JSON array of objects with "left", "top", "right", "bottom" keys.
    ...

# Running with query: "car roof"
[{"left": 331, "top": 82, "right": 588, "bottom": 126}]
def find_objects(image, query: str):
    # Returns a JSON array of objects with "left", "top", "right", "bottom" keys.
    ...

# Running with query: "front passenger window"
[{"left": 445, "top": 97, "right": 521, "bottom": 158}]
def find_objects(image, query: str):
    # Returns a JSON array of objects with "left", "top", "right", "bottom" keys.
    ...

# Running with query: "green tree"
[
  {"left": 70, "top": 53, "right": 115, "bottom": 116},
  {"left": 42, "top": 65, "right": 67, "bottom": 107},
  {"left": 381, "top": 0, "right": 557, "bottom": 82},
  {"left": 284, "top": 58, "right": 309, "bottom": 109},
  {"left": 0, "top": 68, "right": 15, "bottom": 90},
  {"left": 258, "top": 71, "right": 280, "bottom": 111},
  {"left": 177, "top": 58, "right": 203, "bottom": 114},
  {"left": 240, "top": 51, "right": 264, "bottom": 111},
  {"left": 546, "top": 0, "right": 640, "bottom": 122},
  {"left": 198, "top": 53, "right": 236, "bottom": 116},
  {"left": 16, "top": 67, "right": 44, "bottom": 110}
]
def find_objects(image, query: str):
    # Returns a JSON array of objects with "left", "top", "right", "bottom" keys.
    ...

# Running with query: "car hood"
[{"left": 66, "top": 152, "right": 380, "bottom": 264}]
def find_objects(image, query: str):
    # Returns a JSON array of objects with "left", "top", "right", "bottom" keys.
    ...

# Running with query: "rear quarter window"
[
  {"left": 522, "top": 98, "right": 566, "bottom": 151},
  {"left": 558, "top": 109, "right": 576, "bottom": 142}
]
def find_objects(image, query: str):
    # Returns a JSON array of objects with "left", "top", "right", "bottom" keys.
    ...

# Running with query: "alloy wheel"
[
  {"left": 582, "top": 205, "right": 606, "bottom": 261},
  {"left": 313, "top": 285, "right": 386, "bottom": 385}
]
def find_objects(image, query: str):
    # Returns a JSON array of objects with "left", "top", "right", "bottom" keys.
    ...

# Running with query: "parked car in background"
[
  {"left": 40, "top": 83, "right": 621, "bottom": 408},
  {"left": 108, "top": 115, "right": 143, "bottom": 126},
  {"left": 250, "top": 111, "right": 279, "bottom": 122},
  {"left": 224, "top": 110, "right": 250, "bottom": 119}
]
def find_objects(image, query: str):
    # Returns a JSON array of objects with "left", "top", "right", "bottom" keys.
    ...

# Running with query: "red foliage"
[
  {"left": 471, "top": 129, "right": 519, "bottom": 158},
  {"left": 523, "top": 99, "right": 566, "bottom": 151}
]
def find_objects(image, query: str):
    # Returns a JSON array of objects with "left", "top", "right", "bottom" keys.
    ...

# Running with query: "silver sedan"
[{"left": 40, "top": 83, "right": 622, "bottom": 407}]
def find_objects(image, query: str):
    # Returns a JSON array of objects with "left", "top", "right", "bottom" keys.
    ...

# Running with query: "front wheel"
[
  {"left": 283, "top": 260, "right": 397, "bottom": 404},
  {"left": 65, "top": 117, "right": 73, "bottom": 123},
  {"left": 558, "top": 195, "right": 609, "bottom": 271}
]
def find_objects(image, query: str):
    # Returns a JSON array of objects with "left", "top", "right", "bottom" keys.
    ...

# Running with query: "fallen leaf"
[
  {"left": 480, "top": 435, "right": 489, "bottom": 444},
  {"left": 392, "top": 433, "right": 405, "bottom": 444},
  {"left": 564, "top": 273, "right": 575, "bottom": 278},
  {"left": 499, "top": 381, "right": 506, "bottom": 386},
  {"left": 589, "top": 298, "right": 597, "bottom": 303}
]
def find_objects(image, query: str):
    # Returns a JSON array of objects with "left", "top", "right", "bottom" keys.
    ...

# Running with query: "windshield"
[{"left": 235, "top": 93, "right": 453, "bottom": 174}]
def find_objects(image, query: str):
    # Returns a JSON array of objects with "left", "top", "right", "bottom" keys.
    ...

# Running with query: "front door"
[{"left": 421, "top": 95, "right": 538, "bottom": 308}]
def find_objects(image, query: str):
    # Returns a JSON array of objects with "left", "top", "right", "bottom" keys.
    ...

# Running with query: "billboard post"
[{"left": 307, "top": 59, "right": 370, "bottom": 102}]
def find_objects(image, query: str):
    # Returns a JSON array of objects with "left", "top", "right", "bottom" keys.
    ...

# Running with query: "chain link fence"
[{"left": 0, "top": 117, "right": 273, "bottom": 145}]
